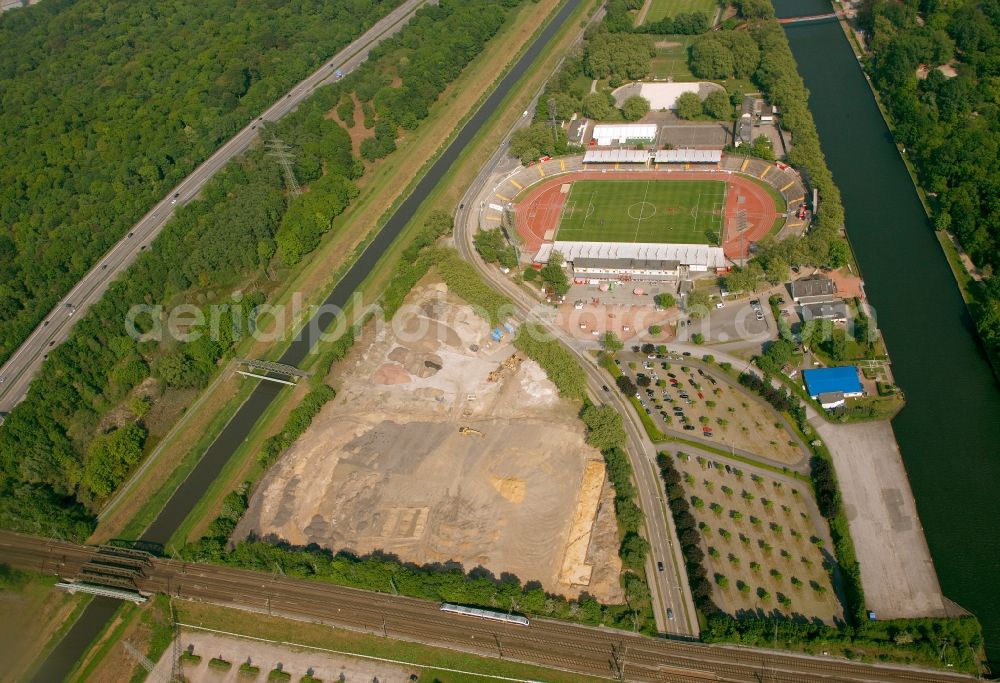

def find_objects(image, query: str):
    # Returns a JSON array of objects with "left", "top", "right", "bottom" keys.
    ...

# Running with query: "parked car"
[{"left": 683, "top": 425, "right": 695, "bottom": 431}]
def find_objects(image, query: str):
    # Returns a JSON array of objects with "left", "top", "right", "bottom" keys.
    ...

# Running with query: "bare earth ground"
[
  {"left": 811, "top": 419, "right": 946, "bottom": 619},
  {"left": 150, "top": 631, "right": 416, "bottom": 683},
  {"left": 236, "top": 282, "right": 624, "bottom": 603}
]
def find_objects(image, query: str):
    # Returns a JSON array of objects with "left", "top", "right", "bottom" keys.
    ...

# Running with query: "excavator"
[
  {"left": 458, "top": 426, "right": 484, "bottom": 437},
  {"left": 486, "top": 353, "right": 521, "bottom": 382}
]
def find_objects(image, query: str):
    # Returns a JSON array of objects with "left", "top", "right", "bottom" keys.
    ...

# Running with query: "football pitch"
[{"left": 557, "top": 179, "right": 725, "bottom": 245}]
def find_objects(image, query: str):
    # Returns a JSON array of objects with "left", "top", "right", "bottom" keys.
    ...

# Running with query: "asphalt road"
[
  {"left": 453, "top": 128, "right": 700, "bottom": 635},
  {"left": 0, "top": 0, "right": 431, "bottom": 416},
  {"left": 19, "top": 1, "right": 587, "bottom": 680},
  {"left": 0, "top": 531, "right": 975, "bottom": 683}
]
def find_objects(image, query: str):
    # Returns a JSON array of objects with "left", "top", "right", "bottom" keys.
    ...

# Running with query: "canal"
[
  {"left": 29, "top": 0, "right": 585, "bottom": 680},
  {"left": 772, "top": 0, "right": 1000, "bottom": 666}
]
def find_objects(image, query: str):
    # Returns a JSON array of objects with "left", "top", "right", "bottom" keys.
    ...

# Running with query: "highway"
[
  {"left": 0, "top": 0, "right": 432, "bottom": 416},
  {"left": 21, "top": 1, "right": 589, "bottom": 680},
  {"left": 453, "top": 136, "right": 699, "bottom": 637},
  {"left": 0, "top": 530, "right": 975, "bottom": 683}
]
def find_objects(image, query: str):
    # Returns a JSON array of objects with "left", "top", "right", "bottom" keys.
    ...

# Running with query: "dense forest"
[
  {"left": 0, "top": 0, "right": 531, "bottom": 539},
  {"left": 860, "top": 0, "right": 1000, "bottom": 358},
  {"left": 0, "top": 0, "right": 408, "bottom": 366}
]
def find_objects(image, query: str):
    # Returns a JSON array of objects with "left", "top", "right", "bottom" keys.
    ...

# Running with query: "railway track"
[{"left": 0, "top": 531, "right": 973, "bottom": 683}]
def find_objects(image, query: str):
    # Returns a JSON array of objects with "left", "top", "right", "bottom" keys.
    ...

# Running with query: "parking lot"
[
  {"left": 614, "top": 350, "right": 806, "bottom": 466},
  {"left": 680, "top": 296, "right": 774, "bottom": 344}
]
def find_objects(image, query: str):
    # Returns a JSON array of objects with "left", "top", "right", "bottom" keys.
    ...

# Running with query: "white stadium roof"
[
  {"left": 536, "top": 241, "right": 728, "bottom": 269},
  {"left": 592, "top": 123, "right": 658, "bottom": 145},
  {"left": 654, "top": 149, "right": 722, "bottom": 164},
  {"left": 583, "top": 149, "right": 650, "bottom": 163}
]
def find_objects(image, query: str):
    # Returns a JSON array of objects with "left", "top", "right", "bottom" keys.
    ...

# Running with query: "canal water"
[
  {"left": 30, "top": 1, "right": 586, "bottom": 680},
  {"left": 772, "top": 0, "right": 1000, "bottom": 666}
]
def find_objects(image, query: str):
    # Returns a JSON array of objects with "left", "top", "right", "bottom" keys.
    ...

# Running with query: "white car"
[{"left": 715, "top": 302, "right": 725, "bottom": 309}]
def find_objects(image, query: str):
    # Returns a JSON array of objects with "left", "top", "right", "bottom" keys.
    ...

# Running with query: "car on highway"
[
  {"left": 602, "top": 385, "right": 609, "bottom": 392},
  {"left": 657, "top": 561, "right": 664, "bottom": 571},
  {"left": 667, "top": 608, "right": 674, "bottom": 620}
]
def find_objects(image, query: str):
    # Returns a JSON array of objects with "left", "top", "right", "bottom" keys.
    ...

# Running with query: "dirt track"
[{"left": 236, "top": 281, "right": 623, "bottom": 602}]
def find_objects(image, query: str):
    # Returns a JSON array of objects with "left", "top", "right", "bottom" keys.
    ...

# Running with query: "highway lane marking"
[{"left": 177, "top": 624, "right": 546, "bottom": 682}]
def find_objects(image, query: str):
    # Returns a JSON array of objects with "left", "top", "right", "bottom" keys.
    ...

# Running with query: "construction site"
[{"left": 235, "top": 280, "right": 624, "bottom": 603}]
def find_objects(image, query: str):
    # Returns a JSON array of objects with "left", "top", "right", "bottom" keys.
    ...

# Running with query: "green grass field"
[
  {"left": 644, "top": 0, "right": 720, "bottom": 23},
  {"left": 556, "top": 179, "right": 725, "bottom": 245}
]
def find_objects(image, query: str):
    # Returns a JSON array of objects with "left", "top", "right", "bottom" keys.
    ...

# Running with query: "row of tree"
[
  {"left": 861, "top": 0, "right": 1000, "bottom": 361},
  {"left": 657, "top": 452, "right": 720, "bottom": 614},
  {"left": 0, "top": 0, "right": 531, "bottom": 540}
]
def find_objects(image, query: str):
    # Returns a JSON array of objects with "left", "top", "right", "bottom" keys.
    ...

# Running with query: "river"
[
  {"left": 772, "top": 0, "right": 1000, "bottom": 667},
  {"left": 29, "top": 1, "right": 584, "bottom": 680}
]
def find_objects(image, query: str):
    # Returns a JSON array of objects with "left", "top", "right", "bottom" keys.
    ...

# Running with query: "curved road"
[
  {"left": 0, "top": 0, "right": 432, "bottom": 415},
  {"left": 0, "top": 531, "right": 975, "bottom": 683},
  {"left": 453, "top": 141, "right": 700, "bottom": 636},
  {"left": 23, "top": 1, "right": 587, "bottom": 680}
]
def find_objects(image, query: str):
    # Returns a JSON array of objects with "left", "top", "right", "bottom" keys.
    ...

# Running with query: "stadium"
[{"left": 484, "top": 149, "right": 809, "bottom": 282}]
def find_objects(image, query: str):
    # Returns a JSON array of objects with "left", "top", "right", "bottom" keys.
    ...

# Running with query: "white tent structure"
[{"left": 591, "top": 124, "right": 657, "bottom": 146}]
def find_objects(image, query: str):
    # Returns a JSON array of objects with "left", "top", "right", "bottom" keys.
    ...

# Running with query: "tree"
[
  {"left": 622, "top": 95, "right": 651, "bottom": 121},
  {"left": 686, "top": 290, "right": 711, "bottom": 318},
  {"left": 616, "top": 374, "right": 637, "bottom": 396},
  {"left": 619, "top": 532, "right": 650, "bottom": 570},
  {"left": 581, "top": 405, "right": 627, "bottom": 451},
  {"left": 583, "top": 34, "right": 655, "bottom": 81},
  {"left": 702, "top": 90, "right": 732, "bottom": 120},
  {"left": 692, "top": 333, "right": 705, "bottom": 345},
  {"left": 655, "top": 293, "right": 676, "bottom": 308},
  {"left": 689, "top": 37, "right": 735, "bottom": 79},
  {"left": 540, "top": 251, "right": 570, "bottom": 296},
  {"left": 601, "top": 332, "right": 624, "bottom": 352},
  {"left": 473, "top": 229, "right": 517, "bottom": 269},
  {"left": 636, "top": 374, "right": 651, "bottom": 387},
  {"left": 648, "top": 325, "right": 662, "bottom": 335},
  {"left": 581, "top": 91, "right": 614, "bottom": 120},
  {"left": 82, "top": 423, "right": 148, "bottom": 498},
  {"left": 510, "top": 123, "right": 569, "bottom": 164},
  {"left": 675, "top": 92, "right": 703, "bottom": 120}
]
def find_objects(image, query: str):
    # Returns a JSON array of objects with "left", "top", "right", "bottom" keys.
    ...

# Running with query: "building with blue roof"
[{"left": 802, "top": 366, "right": 863, "bottom": 409}]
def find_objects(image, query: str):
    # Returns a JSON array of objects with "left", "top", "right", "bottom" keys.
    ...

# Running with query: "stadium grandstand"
[
  {"left": 536, "top": 241, "right": 728, "bottom": 279},
  {"left": 583, "top": 149, "right": 650, "bottom": 164},
  {"left": 654, "top": 149, "right": 722, "bottom": 164}
]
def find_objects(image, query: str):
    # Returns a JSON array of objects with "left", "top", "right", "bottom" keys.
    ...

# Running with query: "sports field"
[{"left": 557, "top": 179, "right": 725, "bottom": 245}]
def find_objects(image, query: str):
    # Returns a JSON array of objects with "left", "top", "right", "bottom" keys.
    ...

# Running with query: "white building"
[
  {"left": 611, "top": 82, "right": 725, "bottom": 111},
  {"left": 591, "top": 124, "right": 658, "bottom": 146},
  {"left": 536, "top": 241, "right": 728, "bottom": 276}
]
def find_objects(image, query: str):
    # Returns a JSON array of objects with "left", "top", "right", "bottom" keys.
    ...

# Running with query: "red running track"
[{"left": 512, "top": 170, "right": 779, "bottom": 260}]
